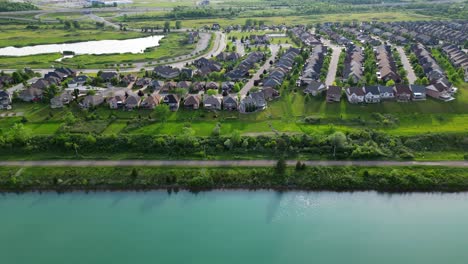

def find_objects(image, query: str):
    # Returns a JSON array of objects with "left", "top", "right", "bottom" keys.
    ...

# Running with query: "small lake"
[
  {"left": 1, "top": 190, "right": 468, "bottom": 264},
  {"left": 0, "top": 35, "right": 164, "bottom": 56}
]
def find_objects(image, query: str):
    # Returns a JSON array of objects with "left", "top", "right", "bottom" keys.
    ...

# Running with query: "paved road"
[
  {"left": 396, "top": 46, "right": 417, "bottom": 84},
  {"left": 6, "top": 77, "right": 39, "bottom": 94},
  {"left": 0, "top": 160, "right": 466, "bottom": 167},
  {"left": 240, "top": 44, "right": 281, "bottom": 96},
  {"left": 323, "top": 39, "right": 342, "bottom": 86}
]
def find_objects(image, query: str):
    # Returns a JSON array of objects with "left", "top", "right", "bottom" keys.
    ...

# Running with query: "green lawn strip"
[{"left": 1, "top": 165, "right": 468, "bottom": 192}]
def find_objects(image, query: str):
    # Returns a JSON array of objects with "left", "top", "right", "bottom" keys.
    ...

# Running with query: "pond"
[{"left": 0, "top": 35, "right": 164, "bottom": 56}]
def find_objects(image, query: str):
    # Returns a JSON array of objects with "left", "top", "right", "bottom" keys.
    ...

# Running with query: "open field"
[
  {"left": 0, "top": 25, "right": 143, "bottom": 48},
  {"left": 116, "top": 11, "right": 436, "bottom": 29}
]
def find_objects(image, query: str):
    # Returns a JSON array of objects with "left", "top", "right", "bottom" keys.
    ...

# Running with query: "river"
[
  {"left": 0, "top": 35, "right": 164, "bottom": 56},
  {"left": 1, "top": 190, "right": 467, "bottom": 264}
]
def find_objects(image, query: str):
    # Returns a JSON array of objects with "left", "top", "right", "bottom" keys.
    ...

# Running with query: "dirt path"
[{"left": 0, "top": 160, "right": 466, "bottom": 167}]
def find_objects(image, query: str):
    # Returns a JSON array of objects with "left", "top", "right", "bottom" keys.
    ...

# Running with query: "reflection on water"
[{"left": 0, "top": 35, "right": 164, "bottom": 56}]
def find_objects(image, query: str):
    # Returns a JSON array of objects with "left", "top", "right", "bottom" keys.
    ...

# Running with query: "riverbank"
[{"left": 2, "top": 165, "right": 468, "bottom": 193}]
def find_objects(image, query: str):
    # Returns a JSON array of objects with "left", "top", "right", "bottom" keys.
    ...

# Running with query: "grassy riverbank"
[{"left": 1, "top": 166, "right": 468, "bottom": 192}]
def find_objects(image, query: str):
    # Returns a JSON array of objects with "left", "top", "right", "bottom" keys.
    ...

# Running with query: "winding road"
[{"left": 0, "top": 160, "right": 466, "bottom": 167}]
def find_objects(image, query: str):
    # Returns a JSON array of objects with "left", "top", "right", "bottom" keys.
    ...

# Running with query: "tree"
[
  {"left": 206, "top": 89, "right": 217, "bottom": 96},
  {"left": 328, "top": 132, "right": 347, "bottom": 158},
  {"left": 231, "top": 130, "right": 241, "bottom": 146},
  {"left": 154, "top": 104, "right": 170, "bottom": 122},
  {"left": 72, "top": 20, "right": 80, "bottom": 29},
  {"left": 64, "top": 112, "right": 76, "bottom": 125},
  {"left": 164, "top": 21, "right": 171, "bottom": 32},
  {"left": 12, "top": 71, "right": 23, "bottom": 84},
  {"left": 64, "top": 21, "right": 72, "bottom": 30},
  {"left": 275, "top": 158, "right": 286, "bottom": 175},
  {"left": 73, "top": 89, "right": 80, "bottom": 102},
  {"left": 385, "top": 79, "right": 395, "bottom": 86},
  {"left": 43, "top": 84, "right": 59, "bottom": 101},
  {"left": 7, "top": 123, "right": 31, "bottom": 146},
  {"left": 175, "top": 20, "right": 182, "bottom": 29}
]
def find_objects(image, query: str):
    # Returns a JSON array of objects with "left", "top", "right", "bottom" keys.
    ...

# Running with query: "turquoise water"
[{"left": 1, "top": 191, "right": 468, "bottom": 264}]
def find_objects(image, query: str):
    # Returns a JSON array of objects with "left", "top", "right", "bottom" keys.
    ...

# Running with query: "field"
[
  {"left": 0, "top": 25, "right": 143, "bottom": 48},
  {"left": 115, "top": 11, "right": 435, "bottom": 29}
]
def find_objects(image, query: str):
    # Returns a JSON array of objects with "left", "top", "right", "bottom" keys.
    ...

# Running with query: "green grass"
[
  {"left": 0, "top": 25, "right": 143, "bottom": 48},
  {"left": 119, "top": 11, "right": 435, "bottom": 29}
]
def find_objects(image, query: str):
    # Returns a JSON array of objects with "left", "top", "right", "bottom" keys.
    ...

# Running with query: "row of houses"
[
  {"left": 262, "top": 47, "right": 300, "bottom": 89},
  {"left": 441, "top": 44, "right": 468, "bottom": 82},
  {"left": 321, "top": 83, "right": 455, "bottom": 103},
  {"left": 290, "top": 26, "right": 321, "bottom": 46},
  {"left": 74, "top": 91, "right": 242, "bottom": 112},
  {"left": 411, "top": 43, "right": 455, "bottom": 101},
  {"left": 342, "top": 44, "right": 364, "bottom": 83},
  {"left": 225, "top": 51, "right": 265, "bottom": 81},
  {"left": 20, "top": 67, "right": 77, "bottom": 102},
  {"left": 375, "top": 45, "right": 400, "bottom": 83},
  {"left": 298, "top": 44, "right": 327, "bottom": 86}
]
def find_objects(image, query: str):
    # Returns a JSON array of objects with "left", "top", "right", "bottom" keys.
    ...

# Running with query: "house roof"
[
  {"left": 327, "top": 86, "right": 342, "bottom": 96},
  {"left": 347, "top": 87, "right": 365, "bottom": 96},
  {"left": 364, "top": 86, "right": 380, "bottom": 95},
  {"left": 184, "top": 95, "right": 201, "bottom": 106}
]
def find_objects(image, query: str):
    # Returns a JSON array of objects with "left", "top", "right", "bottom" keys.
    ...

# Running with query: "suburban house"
[
  {"left": 239, "top": 92, "right": 266, "bottom": 113},
  {"left": 149, "top": 80, "right": 164, "bottom": 91},
  {"left": 100, "top": 71, "right": 119, "bottom": 82},
  {"left": 221, "top": 81, "right": 235, "bottom": 93},
  {"left": 205, "top": 81, "right": 219, "bottom": 90},
  {"left": 50, "top": 92, "right": 73, "bottom": 108},
  {"left": 326, "top": 86, "right": 342, "bottom": 102},
  {"left": 184, "top": 94, "right": 201, "bottom": 109},
  {"left": 261, "top": 87, "right": 280, "bottom": 101},
  {"left": 135, "top": 78, "right": 151, "bottom": 88},
  {"left": 125, "top": 94, "right": 141, "bottom": 109},
  {"left": 154, "top": 66, "right": 180, "bottom": 79},
  {"left": 0, "top": 90, "right": 12, "bottom": 110},
  {"left": 364, "top": 86, "right": 381, "bottom": 103},
  {"left": 216, "top": 52, "right": 240, "bottom": 62},
  {"left": 81, "top": 94, "right": 104, "bottom": 108},
  {"left": 345, "top": 87, "right": 365, "bottom": 104},
  {"left": 304, "top": 80, "right": 326, "bottom": 96},
  {"left": 163, "top": 94, "right": 180, "bottom": 111},
  {"left": 394, "top": 84, "right": 412, "bottom": 102},
  {"left": 410, "top": 84, "right": 426, "bottom": 101},
  {"left": 425, "top": 82, "right": 453, "bottom": 101},
  {"left": 223, "top": 95, "right": 238, "bottom": 111},
  {"left": 108, "top": 95, "right": 127, "bottom": 109},
  {"left": 19, "top": 87, "right": 43, "bottom": 102},
  {"left": 68, "top": 75, "right": 89, "bottom": 88},
  {"left": 251, "top": 91, "right": 267, "bottom": 110},
  {"left": 203, "top": 95, "right": 222, "bottom": 110},
  {"left": 378, "top": 85, "right": 395, "bottom": 100},
  {"left": 140, "top": 94, "right": 161, "bottom": 109}
]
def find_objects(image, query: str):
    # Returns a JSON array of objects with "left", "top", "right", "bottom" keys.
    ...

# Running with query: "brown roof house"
[
  {"left": 125, "top": 94, "right": 141, "bottom": 109},
  {"left": 108, "top": 94, "right": 127, "bottom": 109},
  {"left": 140, "top": 94, "right": 161, "bottom": 109},
  {"left": 394, "top": 84, "right": 411, "bottom": 102},
  {"left": 81, "top": 94, "right": 104, "bottom": 109},
  {"left": 184, "top": 94, "right": 201, "bottom": 110}
]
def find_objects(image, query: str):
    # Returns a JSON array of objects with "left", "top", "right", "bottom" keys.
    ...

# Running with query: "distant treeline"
[{"left": 0, "top": 1, "right": 38, "bottom": 12}]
